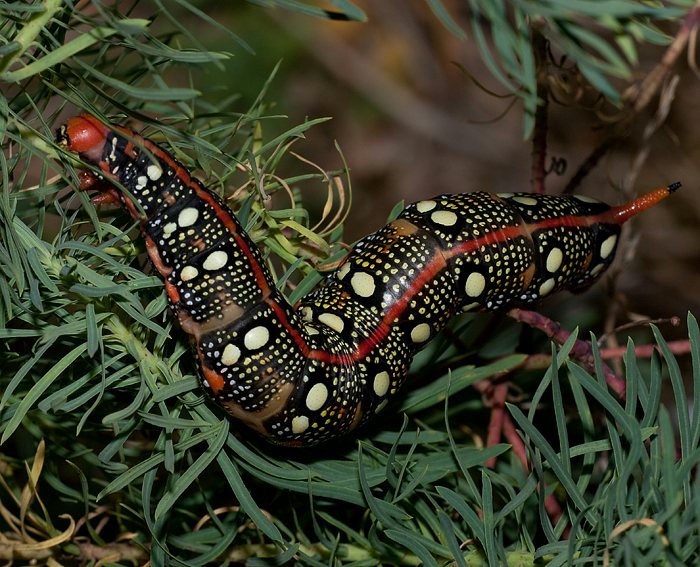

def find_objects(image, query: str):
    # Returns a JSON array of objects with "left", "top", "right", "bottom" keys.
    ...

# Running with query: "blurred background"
[{"left": 157, "top": 1, "right": 700, "bottom": 325}]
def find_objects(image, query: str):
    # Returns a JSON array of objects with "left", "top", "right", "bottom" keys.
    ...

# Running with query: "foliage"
[
  {"left": 250, "top": 0, "right": 697, "bottom": 135},
  {"left": 1, "top": 1, "right": 698, "bottom": 566}
]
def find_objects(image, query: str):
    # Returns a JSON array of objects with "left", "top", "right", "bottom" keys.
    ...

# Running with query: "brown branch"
[
  {"left": 564, "top": 5, "right": 700, "bottom": 194},
  {"left": 507, "top": 307, "right": 626, "bottom": 397},
  {"left": 622, "top": 4, "right": 700, "bottom": 113},
  {"left": 562, "top": 137, "right": 614, "bottom": 195}
]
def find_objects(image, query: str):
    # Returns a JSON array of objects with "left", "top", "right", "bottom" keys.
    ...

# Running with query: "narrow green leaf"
[
  {"left": 216, "top": 451, "right": 284, "bottom": 543},
  {"left": 2, "top": 343, "right": 88, "bottom": 443},
  {"left": 81, "top": 63, "right": 200, "bottom": 101},
  {"left": 155, "top": 419, "right": 229, "bottom": 519},
  {"left": 1, "top": 21, "right": 150, "bottom": 82},
  {"left": 384, "top": 529, "right": 440, "bottom": 567},
  {"left": 425, "top": 0, "right": 467, "bottom": 39},
  {"left": 508, "top": 403, "right": 595, "bottom": 526}
]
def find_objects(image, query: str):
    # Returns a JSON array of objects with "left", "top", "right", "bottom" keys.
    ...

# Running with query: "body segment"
[{"left": 57, "top": 115, "right": 677, "bottom": 446}]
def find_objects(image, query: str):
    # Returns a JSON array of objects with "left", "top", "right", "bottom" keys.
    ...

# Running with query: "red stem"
[{"left": 508, "top": 308, "right": 626, "bottom": 397}]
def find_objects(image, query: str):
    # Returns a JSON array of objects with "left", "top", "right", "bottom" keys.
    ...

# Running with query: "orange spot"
[
  {"left": 164, "top": 280, "right": 180, "bottom": 303},
  {"left": 201, "top": 364, "right": 225, "bottom": 394}
]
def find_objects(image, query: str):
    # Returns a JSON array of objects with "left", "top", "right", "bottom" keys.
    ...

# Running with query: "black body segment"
[{"left": 57, "top": 116, "right": 672, "bottom": 447}]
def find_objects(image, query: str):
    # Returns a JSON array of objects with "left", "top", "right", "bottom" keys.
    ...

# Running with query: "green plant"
[{"left": 1, "top": 2, "right": 699, "bottom": 565}]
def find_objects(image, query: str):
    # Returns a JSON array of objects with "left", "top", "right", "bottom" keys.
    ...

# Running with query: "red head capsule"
[{"left": 56, "top": 114, "right": 110, "bottom": 161}]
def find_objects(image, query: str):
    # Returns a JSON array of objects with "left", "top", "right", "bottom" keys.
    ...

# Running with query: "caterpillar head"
[{"left": 56, "top": 114, "right": 110, "bottom": 163}]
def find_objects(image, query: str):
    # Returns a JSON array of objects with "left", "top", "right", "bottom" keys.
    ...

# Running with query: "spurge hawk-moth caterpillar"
[{"left": 57, "top": 114, "right": 679, "bottom": 447}]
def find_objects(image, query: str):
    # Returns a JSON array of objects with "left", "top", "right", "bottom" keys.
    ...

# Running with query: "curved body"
[{"left": 57, "top": 115, "right": 677, "bottom": 446}]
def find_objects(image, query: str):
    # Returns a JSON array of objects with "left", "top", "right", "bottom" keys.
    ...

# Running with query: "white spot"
[
  {"left": 416, "top": 200, "right": 437, "bottom": 213},
  {"left": 244, "top": 326, "right": 269, "bottom": 350},
  {"left": 203, "top": 251, "right": 228, "bottom": 271},
  {"left": 163, "top": 222, "right": 177, "bottom": 237},
  {"left": 301, "top": 306, "right": 313, "bottom": 322},
  {"left": 136, "top": 175, "right": 148, "bottom": 189},
  {"left": 180, "top": 266, "right": 199, "bottom": 282},
  {"left": 292, "top": 415, "right": 309, "bottom": 434},
  {"left": 512, "top": 196, "right": 538, "bottom": 206},
  {"left": 305, "top": 325, "right": 319, "bottom": 335},
  {"left": 373, "top": 371, "right": 390, "bottom": 397},
  {"left": 221, "top": 344, "right": 241, "bottom": 366},
  {"left": 305, "top": 383, "right": 328, "bottom": 411},
  {"left": 351, "top": 271, "right": 376, "bottom": 297},
  {"left": 465, "top": 272, "right": 486, "bottom": 297},
  {"left": 318, "top": 312, "right": 345, "bottom": 334},
  {"left": 178, "top": 207, "right": 199, "bottom": 227},
  {"left": 411, "top": 323, "right": 431, "bottom": 343},
  {"left": 375, "top": 400, "right": 389, "bottom": 413},
  {"left": 463, "top": 301, "right": 480, "bottom": 312},
  {"left": 539, "top": 278, "right": 556, "bottom": 296},
  {"left": 338, "top": 263, "right": 351, "bottom": 280},
  {"left": 431, "top": 210, "right": 458, "bottom": 226},
  {"left": 497, "top": 192, "right": 514, "bottom": 198},
  {"left": 147, "top": 164, "right": 163, "bottom": 181},
  {"left": 600, "top": 235, "right": 617, "bottom": 260},
  {"left": 546, "top": 248, "right": 563, "bottom": 273}
]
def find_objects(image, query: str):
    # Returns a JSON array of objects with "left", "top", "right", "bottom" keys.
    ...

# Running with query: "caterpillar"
[{"left": 57, "top": 114, "right": 678, "bottom": 447}]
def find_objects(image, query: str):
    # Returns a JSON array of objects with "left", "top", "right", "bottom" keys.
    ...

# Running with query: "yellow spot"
[
  {"left": 163, "top": 222, "right": 177, "bottom": 237},
  {"left": 318, "top": 312, "right": 345, "bottom": 333},
  {"left": 590, "top": 263, "right": 606, "bottom": 277},
  {"left": 575, "top": 194, "right": 599, "bottom": 203},
  {"left": 600, "top": 235, "right": 617, "bottom": 259},
  {"left": 292, "top": 415, "right": 309, "bottom": 434},
  {"left": 181, "top": 265, "right": 199, "bottom": 282},
  {"left": 203, "top": 251, "right": 228, "bottom": 271},
  {"left": 539, "top": 278, "right": 556, "bottom": 296},
  {"left": 244, "top": 326, "right": 269, "bottom": 350},
  {"left": 416, "top": 200, "right": 437, "bottom": 213},
  {"left": 178, "top": 207, "right": 199, "bottom": 227},
  {"left": 351, "top": 271, "right": 376, "bottom": 297},
  {"left": 338, "top": 263, "right": 351, "bottom": 280},
  {"left": 465, "top": 272, "right": 486, "bottom": 297},
  {"left": 512, "top": 196, "right": 538, "bottom": 206},
  {"left": 147, "top": 164, "right": 163, "bottom": 181},
  {"left": 373, "top": 371, "right": 390, "bottom": 397},
  {"left": 497, "top": 192, "right": 514, "bottom": 198},
  {"left": 221, "top": 344, "right": 241, "bottom": 366},
  {"left": 411, "top": 323, "right": 431, "bottom": 343},
  {"left": 546, "top": 248, "right": 563, "bottom": 273},
  {"left": 306, "top": 383, "right": 328, "bottom": 411},
  {"left": 375, "top": 400, "right": 388, "bottom": 413},
  {"left": 431, "top": 210, "right": 458, "bottom": 226}
]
